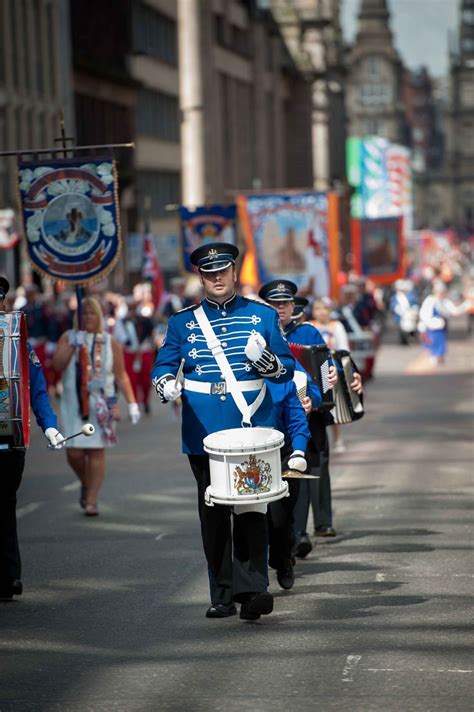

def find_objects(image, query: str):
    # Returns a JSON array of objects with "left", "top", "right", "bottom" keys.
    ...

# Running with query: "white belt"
[{"left": 184, "top": 378, "right": 264, "bottom": 395}]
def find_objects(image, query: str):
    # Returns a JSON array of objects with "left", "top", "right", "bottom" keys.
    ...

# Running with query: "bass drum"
[{"left": 0, "top": 311, "right": 30, "bottom": 449}]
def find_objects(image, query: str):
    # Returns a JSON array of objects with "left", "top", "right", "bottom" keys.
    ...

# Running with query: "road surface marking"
[
  {"left": 17, "top": 502, "right": 43, "bottom": 519},
  {"left": 342, "top": 655, "right": 362, "bottom": 682},
  {"left": 375, "top": 572, "right": 386, "bottom": 582},
  {"left": 364, "top": 668, "right": 472, "bottom": 674},
  {"left": 155, "top": 533, "right": 166, "bottom": 541},
  {"left": 61, "top": 481, "right": 80, "bottom": 492}
]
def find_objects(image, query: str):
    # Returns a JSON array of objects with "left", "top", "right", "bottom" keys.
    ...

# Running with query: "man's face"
[
  {"left": 268, "top": 299, "right": 294, "bottom": 326},
  {"left": 200, "top": 265, "right": 237, "bottom": 302}
]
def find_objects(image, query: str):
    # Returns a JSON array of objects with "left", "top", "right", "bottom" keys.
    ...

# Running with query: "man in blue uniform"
[
  {"left": 259, "top": 279, "right": 338, "bottom": 557},
  {"left": 152, "top": 243, "right": 295, "bottom": 620},
  {"left": 0, "top": 277, "right": 64, "bottom": 601},
  {"left": 266, "top": 360, "right": 320, "bottom": 590}
]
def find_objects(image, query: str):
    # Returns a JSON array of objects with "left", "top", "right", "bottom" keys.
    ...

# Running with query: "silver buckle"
[{"left": 211, "top": 381, "right": 226, "bottom": 395}]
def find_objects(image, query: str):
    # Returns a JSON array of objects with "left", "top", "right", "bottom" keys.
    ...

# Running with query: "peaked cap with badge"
[
  {"left": 292, "top": 296, "right": 309, "bottom": 320},
  {"left": 190, "top": 242, "right": 239, "bottom": 273},
  {"left": 258, "top": 280, "right": 298, "bottom": 303}
]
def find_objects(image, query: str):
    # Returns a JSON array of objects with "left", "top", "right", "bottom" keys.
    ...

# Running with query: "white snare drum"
[{"left": 203, "top": 427, "right": 288, "bottom": 507}]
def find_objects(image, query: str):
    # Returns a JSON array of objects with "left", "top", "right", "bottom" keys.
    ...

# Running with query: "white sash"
[{"left": 193, "top": 305, "right": 266, "bottom": 426}]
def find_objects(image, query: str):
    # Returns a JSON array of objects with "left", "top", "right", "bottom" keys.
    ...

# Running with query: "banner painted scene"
[
  {"left": 18, "top": 158, "right": 121, "bottom": 284},
  {"left": 351, "top": 216, "right": 404, "bottom": 284},
  {"left": 237, "top": 192, "right": 339, "bottom": 299},
  {"left": 180, "top": 204, "right": 237, "bottom": 273}
]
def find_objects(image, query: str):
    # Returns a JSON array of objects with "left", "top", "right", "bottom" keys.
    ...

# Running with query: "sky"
[{"left": 341, "top": 0, "right": 461, "bottom": 78}]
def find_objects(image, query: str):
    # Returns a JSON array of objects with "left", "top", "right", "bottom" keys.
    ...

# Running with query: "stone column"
[{"left": 178, "top": 0, "right": 206, "bottom": 207}]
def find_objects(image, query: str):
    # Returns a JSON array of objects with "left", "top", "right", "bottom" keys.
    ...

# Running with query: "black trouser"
[
  {"left": 293, "top": 412, "right": 332, "bottom": 536},
  {"left": 268, "top": 478, "right": 300, "bottom": 570},
  {"left": 0, "top": 450, "right": 26, "bottom": 591},
  {"left": 188, "top": 455, "right": 268, "bottom": 606}
]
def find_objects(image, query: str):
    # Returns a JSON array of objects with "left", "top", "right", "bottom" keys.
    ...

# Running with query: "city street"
[{"left": 1, "top": 322, "right": 473, "bottom": 712}]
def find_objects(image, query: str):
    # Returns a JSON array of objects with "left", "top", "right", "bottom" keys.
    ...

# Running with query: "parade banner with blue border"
[
  {"left": 351, "top": 216, "right": 404, "bottom": 285},
  {"left": 237, "top": 192, "right": 337, "bottom": 298},
  {"left": 179, "top": 204, "right": 236, "bottom": 272},
  {"left": 18, "top": 158, "right": 122, "bottom": 284}
]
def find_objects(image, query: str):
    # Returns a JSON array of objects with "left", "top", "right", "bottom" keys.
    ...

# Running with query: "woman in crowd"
[
  {"left": 53, "top": 297, "right": 140, "bottom": 516},
  {"left": 418, "top": 280, "right": 471, "bottom": 366}
]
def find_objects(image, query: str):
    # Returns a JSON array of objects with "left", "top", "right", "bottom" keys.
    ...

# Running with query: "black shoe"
[
  {"left": 144, "top": 403, "right": 150, "bottom": 414},
  {"left": 11, "top": 579, "right": 22, "bottom": 596},
  {"left": 294, "top": 533, "right": 313, "bottom": 558},
  {"left": 79, "top": 486, "right": 87, "bottom": 509},
  {"left": 0, "top": 587, "right": 13, "bottom": 601},
  {"left": 205, "top": 603, "right": 237, "bottom": 619},
  {"left": 240, "top": 592, "right": 273, "bottom": 620},
  {"left": 315, "top": 527, "right": 337, "bottom": 537},
  {"left": 277, "top": 566, "right": 294, "bottom": 590}
]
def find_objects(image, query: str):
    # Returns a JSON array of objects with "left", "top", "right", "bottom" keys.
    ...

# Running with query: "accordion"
[
  {"left": 289, "top": 343, "right": 334, "bottom": 412},
  {"left": 331, "top": 349, "right": 364, "bottom": 424}
]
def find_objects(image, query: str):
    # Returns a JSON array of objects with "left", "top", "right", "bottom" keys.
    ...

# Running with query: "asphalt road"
[{"left": 1, "top": 322, "right": 473, "bottom": 711}]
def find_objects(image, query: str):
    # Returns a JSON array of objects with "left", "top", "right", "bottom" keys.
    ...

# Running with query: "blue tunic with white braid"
[{"left": 151, "top": 294, "right": 295, "bottom": 454}]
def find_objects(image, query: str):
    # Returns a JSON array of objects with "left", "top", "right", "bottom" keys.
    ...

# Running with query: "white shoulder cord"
[{"left": 194, "top": 306, "right": 266, "bottom": 426}]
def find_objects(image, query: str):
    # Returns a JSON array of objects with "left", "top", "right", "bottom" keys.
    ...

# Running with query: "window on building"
[
  {"left": 462, "top": 37, "right": 474, "bottom": 52},
  {"left": 14, "top": 107, "right": 23, "bottom": 148},
  {"left": 9, "top": 0, "right": 19, "bottom": 89},
  {"left": 463, "top": 9, "right": 474, "bottom": 25},
  {"left": 132, "top": 3, "right": 177, "bottom": 65},
  {"left": 33, "top": 0, "right": 44, "bottom": 96},
  {"left": 46, "top": 3, "right": 56, "bottom": 97},
  {"left": 27, "top": 109, "right": 35, "bottom": 148},
  {"left": 136, "top": 171, "right": 181, "bottom": 219},
  {"left": 360, "top": 83, "right": 390, "bottom": 106},
  {"left": 137, "top": 89, "right": 179, "bottom": 142},
  {"left": 231, "top": 25, "right": 251, "bottom": 57},
  {"left": 214, "top": 13, "right": 226, "bottom": 46},
  {"left": 265, "top": 32, "right": 273, "bottom": 71},
  {"left": 266, "top": 92, "right": 275, "bottom": 186},
  {"left": 363, "top": 119, "right": 379, "bottom": 135},
  {"left": 21, "top": 0, "right": 30, "bottom": 92},
  {"left": 366, "top": 56, "right": 380, "bottom": 80}
]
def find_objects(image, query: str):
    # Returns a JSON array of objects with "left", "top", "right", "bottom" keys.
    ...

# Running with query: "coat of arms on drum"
[{"left": 234, "top": 454, "right": 272, "bottom": 496}]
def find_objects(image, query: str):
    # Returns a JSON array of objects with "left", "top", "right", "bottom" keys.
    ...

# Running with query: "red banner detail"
[
  {"left": 41, "top": 248, "right": 106, "bottom": 275},
  {"left": 26, "top": 168, "right": 109, "bottom": 199}
]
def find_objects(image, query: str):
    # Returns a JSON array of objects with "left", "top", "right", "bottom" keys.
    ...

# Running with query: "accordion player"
[
  {"left": 288, "top": 343, "right": 335, "bottom": 412},
  {"left": 331, "top": 349, "right": 364, "bottom": 424}
]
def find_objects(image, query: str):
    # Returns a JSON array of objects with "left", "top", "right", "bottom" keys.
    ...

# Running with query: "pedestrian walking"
[
  {"left": 418, "top": 280, "right": 471, "bottom": 366},
  {"left": 53, "top": 297, "right": 140, "bottom": 516}
]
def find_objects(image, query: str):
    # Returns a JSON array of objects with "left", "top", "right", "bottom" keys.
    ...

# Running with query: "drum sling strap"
[{"left": 193, "top": 305, "right": 267, "bottom": 426}]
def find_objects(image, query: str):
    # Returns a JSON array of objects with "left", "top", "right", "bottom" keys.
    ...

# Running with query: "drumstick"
[
  {"left": 48, "top": 423, "right": 95, "bottom": 447},
  {"left": 175, "top": 357, "right": 185, "bottom": 385},
  {"left": 282, "top": 470, "right": 320, "bottom": 479}
]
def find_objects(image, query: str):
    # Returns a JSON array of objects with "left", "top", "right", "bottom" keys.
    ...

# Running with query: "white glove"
[
  {"left": 288, "top": 450, "right": 307, "bottom": 472},
  {"left": 68, "top": 330, "right": 86, "bottom": 347},
  {"left": 162, "top": 379, "right": 182, "bottom": 402},
  {"left": 45, "top": 427, "right": 65, "bottom": 449},
  {"left": 128, "top": 402, "right": 141, "bottom": 425},
  {"left": 244, "top": 333, "right": 266, "bottom": 362}
]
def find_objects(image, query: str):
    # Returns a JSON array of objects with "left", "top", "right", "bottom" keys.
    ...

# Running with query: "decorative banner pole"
[{"left": 9, "top": 114, "right": 135, "bottom": 418}]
